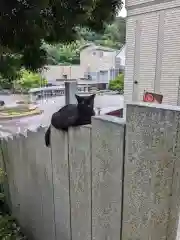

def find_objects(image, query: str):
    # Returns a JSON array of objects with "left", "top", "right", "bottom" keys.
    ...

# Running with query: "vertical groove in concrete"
[
  {"left": 50, "top": 139, "right": 57, "bottom": 240},
  {"left": 132, "top": 20, "right": 141, "bottom": 101},
  {"left": 177, "top": 78, "right": 180, "bottom": 106},
  {"left": 90, "top": 128, "right": 92, "bottom": 240},
  {"left": 154, "top": 11, "right": 165, "bottom": 93},
  {"left": 120, "top": 124, "right": 126, "bottom": 240},
  {"left": 67, "top": 133, "right": 72, "bottom": 240}
]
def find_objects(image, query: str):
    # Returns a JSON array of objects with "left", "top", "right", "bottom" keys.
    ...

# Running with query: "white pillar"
[{"left": 65, "top": 81, "right": 77, "bottom": 105}]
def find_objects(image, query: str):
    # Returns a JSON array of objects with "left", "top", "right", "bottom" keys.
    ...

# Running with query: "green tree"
[
  {"left": 0, "top": 0, "right": 123, "bottom": 79},
  {"left": 109, "top": 73, "right": 124, "bottom": 92},
  {"left": 0, "top": 167, "right": 27, "bottom": 239},
  {"left": 104, "top": 17, "right": 126, "bottom": 45},
  {"left": 0, "top": 77, "right": 13, "bottom": 89},
  {"left": 44, "top": 16, "right": 126, "bottom": 65},
  {"left": 44, "top": 41, "right": 84, "bottom": 65},
  {"left": 77, "top": 27, "right": 103, "bottom": 42},
  {"left": 0, "top": 54, "right": 21, "bottom": 86},
  {"left": 15, "top": 69, "right": 47, "bottom": 92},
  {"left": 77, "top": 17, "right": 126, "bottom": 49}
]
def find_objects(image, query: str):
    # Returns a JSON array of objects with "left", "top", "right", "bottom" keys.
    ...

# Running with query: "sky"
[{"left": 119, "top": 0, "right": 127, "bottom": 17}]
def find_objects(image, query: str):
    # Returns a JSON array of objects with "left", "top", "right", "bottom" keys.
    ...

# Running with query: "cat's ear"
[
  {"left": 89, "top": 94, "right": 96, "bottom": 100},
  {"left": 75, "top": 94, "right": 81, "bottom": 102}
]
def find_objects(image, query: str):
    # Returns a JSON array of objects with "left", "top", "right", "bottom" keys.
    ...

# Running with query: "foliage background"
[
  {"left": 15, "top": 69, "right": 47, "bottom": 92},
  {"left": 109, "top": 73, "right": 124, "bottom": 92},
  {"left": 0, "top": 0, "right": 123, "bottom": 81},
  {"left": 0, "top": 16, "right": 126, "bottom": 89},
  {"left": 0, "top": 167, "right": 27, "bottom": 239},
  {"left": 45, "top": 17, "right": 126, "bottom": 65}
]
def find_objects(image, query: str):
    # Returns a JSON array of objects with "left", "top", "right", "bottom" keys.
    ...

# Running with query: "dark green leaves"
[{"left": 0, "top": 0, "right": 122, "bottom": 77}]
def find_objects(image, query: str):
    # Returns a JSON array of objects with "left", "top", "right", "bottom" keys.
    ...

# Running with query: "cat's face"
[{"left": 75, "top": 94, "right": 95, "bottom": 115}]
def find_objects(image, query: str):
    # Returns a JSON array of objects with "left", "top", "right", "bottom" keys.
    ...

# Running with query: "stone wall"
[{"left": 1, "top": 103, "right": 180, "bottom": 240}]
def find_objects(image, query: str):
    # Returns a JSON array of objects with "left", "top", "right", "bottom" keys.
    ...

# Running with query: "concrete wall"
[
  {"left": 124, "top": 0, "right": 180, "bottom": 106},
  {"left": 123, "top": 102, "right": 180, "bottom": 240},
  {"left": 1, "top": 103, "right": 180, "bottom": 240},
  {"left": 41, "top": 65, "right": 84, "bottom": 84}
]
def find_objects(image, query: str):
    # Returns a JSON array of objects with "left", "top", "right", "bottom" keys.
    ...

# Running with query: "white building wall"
[
  {"left": 116, "top": 45, "right": 126, "bottom": 67},
  {"left": 41, "top": 65, "right": 84, "bottom": 84},
  {"left": 124, "top": 18, "right": 136, "bottom": 104},
  {"left": 80, "top": 46, "right": 117, "bottom": 73},
  {"left": 160, "top": 8, "right": 180, "bottom": 105},
  {"left": 125, "top": 0, "right": 180, "bottom": 107},
  {"left": 126, "top": 0, "right": 154, "bottom": 6}
]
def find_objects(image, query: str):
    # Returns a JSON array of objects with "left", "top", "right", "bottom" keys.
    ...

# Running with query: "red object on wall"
[
  {"left": 106, "top": 108, "right": 123, "bottom": 118},
  {"left": 143, "top": 92, "right": 163, "bottom": 104}
]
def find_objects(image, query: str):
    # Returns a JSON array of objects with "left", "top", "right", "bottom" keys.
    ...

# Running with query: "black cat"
[{"left": 45, "top": 94, "right": 96, "bottom": 147}]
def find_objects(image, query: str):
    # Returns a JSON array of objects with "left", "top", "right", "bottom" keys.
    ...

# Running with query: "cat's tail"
[{"left": 45, "top": 126, "right": 51, "bottom": 147}]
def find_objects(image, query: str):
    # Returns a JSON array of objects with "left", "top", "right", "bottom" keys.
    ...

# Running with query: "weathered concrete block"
[
  {"left": 20, "top": 129, "right": 54, "bottom": 240},
  {"left": 51, "top": 126, "right": 70, "bottom": 240},
  {"left": 68, "top": 125, "right": 92, "bottom": 240},
  {"left": 30, "top": 127, "right": 55, "bottom": 240},
  {"left": 4, "top": 133, "right": 38, "bottom": 239},
  {"left": 91, "top": 116, "right": 125, "bottom": 240},
  {"left": 122, "top": 102, "right": 180, "bottom": 240},
  {"left": 23, "top": 131, "right": 46, "bottom": 239}
]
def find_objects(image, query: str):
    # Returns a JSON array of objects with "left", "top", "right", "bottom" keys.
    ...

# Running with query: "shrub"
[
  {"left": 109, "top": 73, "right": 124, "bottom": 92},
  {"left": 15, "top": 69, "right": 47, "bottom": 92},
  {"left": 0, "top": 168, "right": 27, "bottom": 240}
]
